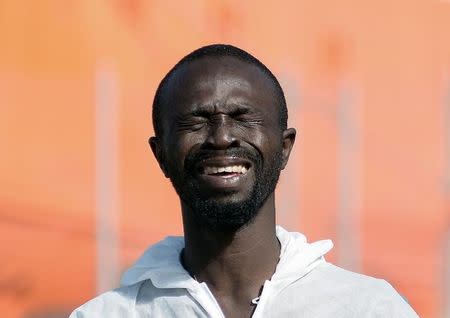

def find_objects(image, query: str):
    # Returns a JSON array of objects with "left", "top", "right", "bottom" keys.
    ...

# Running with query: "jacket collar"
[{"left": 120, "top": 226, "right": 333, "bottom": 290}]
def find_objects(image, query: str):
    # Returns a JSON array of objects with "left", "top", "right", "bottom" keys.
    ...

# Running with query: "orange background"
[{"left": 1, "top": 1, "right": 449, "bottom": 317}]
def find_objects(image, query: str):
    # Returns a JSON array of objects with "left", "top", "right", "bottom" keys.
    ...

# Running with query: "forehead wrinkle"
[
  {"left": 173, "top": 55, "right": 273, "bottom": 99},
  {"left": 176, "top": 78, "right": 254, "bottom": 114},
  {"left": 167, "top": 58, "right": 279, "bottom": 119}
]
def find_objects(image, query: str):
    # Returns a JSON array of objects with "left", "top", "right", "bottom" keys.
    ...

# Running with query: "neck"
[{"left": 181, "top": 193, "right": 280, "bottom": 299}]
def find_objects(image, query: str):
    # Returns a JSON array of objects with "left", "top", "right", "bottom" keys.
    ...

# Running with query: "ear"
[
  {"left": 149, "top": 136, "right": 170, "bottom": 178},
  {"left": 280, "top": 128, "right": 296, "bottom": 170}
]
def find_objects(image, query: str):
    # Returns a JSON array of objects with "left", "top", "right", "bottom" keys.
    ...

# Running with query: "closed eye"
[
  {"left": 238, "top": 118, "right": 264, "bottom": 127},
  {"left": 175, "top": 117, "right": 208, "bottom": 131},
  {"left": 232, "top": 108, "right": 247, "bottom": 116},
  {"left": 191, "top": 110, "right": 211, "bottom": 118},
  {"left": 230, "top": 110, "right": 263, "bottom": 126}
]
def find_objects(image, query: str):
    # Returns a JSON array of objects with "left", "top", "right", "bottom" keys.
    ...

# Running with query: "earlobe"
[
  {"left": 149, "top": 136, "right": 170, "bottom": 178},
  {"left": 281, "top": 128, "right": 296, "bottom": 169}
]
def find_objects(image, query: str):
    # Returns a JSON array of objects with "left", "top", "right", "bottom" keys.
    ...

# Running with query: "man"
[{"left": 70, "top": 44, "right": 418, "bottom": 317}]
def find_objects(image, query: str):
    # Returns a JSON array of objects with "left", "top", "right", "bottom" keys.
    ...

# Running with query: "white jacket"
[{"left": 70, "top": 226, "right": 419, "bottom": 317}]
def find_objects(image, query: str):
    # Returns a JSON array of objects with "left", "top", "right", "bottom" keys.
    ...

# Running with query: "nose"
[{"left": 204, "top": 115, "right": 240, "bottom": 149}]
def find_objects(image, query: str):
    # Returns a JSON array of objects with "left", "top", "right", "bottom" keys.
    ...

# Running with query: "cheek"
[
  {"left": 243, "top": 129, "right": 282, "bottom": 157},
  {"left": 166, "top": 134, "right": 201, "bottom": 165}
]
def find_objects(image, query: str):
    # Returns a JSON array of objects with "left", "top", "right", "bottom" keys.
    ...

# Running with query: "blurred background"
[{"left": 1, "top": 0, "right": 449, "bottom": 317}]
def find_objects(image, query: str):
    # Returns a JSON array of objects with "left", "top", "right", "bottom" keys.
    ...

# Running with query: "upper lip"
[{"left": 195, "top": 157, "right": 252, "bottom": 173}]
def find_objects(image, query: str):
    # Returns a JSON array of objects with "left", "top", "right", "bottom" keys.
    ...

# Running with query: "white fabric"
[{"left": 70, "top": 226, "right": 419, "bottom": 317}]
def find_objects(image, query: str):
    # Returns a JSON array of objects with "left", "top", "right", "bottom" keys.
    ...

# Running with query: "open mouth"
[
  {"left": 194, "top": 158, "right": 252, "bottom": 190},
  {"left": 201, "top": 164, "right": 249, "bottom": 178}
]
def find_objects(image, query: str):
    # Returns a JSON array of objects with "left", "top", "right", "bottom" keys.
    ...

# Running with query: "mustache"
[{"left": 184, "top": 148, "right": 261, "bottom": 172}]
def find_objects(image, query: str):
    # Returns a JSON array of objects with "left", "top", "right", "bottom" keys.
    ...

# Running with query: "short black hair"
[{"left": 152, "top": 44, "right": 288, "bottom": 138}]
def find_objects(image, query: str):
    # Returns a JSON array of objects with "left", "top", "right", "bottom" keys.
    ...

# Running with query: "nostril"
[
  {"left": 229, "top": 139, "right": 240, "bottom": 148},
  {"left": 205, "top": 125, "right": 240, "bottom": 149}
]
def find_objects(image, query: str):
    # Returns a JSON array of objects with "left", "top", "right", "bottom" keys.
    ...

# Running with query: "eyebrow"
[{"left": 189, "top": 103, "right": 253, "bottom": 115}]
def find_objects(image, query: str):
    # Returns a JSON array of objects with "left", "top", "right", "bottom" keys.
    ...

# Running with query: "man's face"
[{"left": 153, "top": 56, "right": 294, "bottom": 230}]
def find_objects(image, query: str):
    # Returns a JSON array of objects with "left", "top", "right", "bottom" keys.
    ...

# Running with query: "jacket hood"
[{"left": 120, "top": 226, "right": 333, "bottom": 291}]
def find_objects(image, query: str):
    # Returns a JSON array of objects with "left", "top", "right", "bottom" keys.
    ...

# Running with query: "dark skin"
[{"left": 150, "top": 56, "right": 296, "bottom": 317}]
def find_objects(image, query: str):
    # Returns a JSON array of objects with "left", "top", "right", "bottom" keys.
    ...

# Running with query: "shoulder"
[
  {"left": 311, "top": 262, "right": 399, "bottom": 294},
  {"left": 304, "top": 262, "right": 419, "bottom": 317},
  {"left": 69, "top": 282, "right": 143, "bottom": 318},
  {"left": 311, "top": 262, "right": 386, "bottom": 285}
]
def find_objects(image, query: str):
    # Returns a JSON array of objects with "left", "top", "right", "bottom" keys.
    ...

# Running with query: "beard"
[{"left": 165, "top": 146, "right": 284, "bottom": 232}]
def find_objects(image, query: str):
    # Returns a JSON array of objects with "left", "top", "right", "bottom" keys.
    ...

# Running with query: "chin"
[
  {"left": 186, "top": 193, "right": 263, "bottom": 232},
  {"left": 203, "top": 192, "right": 251, "bottom": 205}
]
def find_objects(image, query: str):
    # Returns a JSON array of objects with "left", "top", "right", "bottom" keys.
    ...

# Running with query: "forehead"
[{"left": 163, "top": 56, "right": 279, "bottom": 115}]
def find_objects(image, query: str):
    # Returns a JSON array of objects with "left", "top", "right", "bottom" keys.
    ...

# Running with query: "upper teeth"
[{"left": 204, "top": 165, "right": 248, "bottom": 175}]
